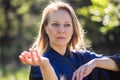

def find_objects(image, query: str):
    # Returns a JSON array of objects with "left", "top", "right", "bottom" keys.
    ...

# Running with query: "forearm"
[
  {"left": 94, "top": 57, "right": 120, "bottom": 71},
  {"left": 40, "top": 62, "right": 58, "bottom": 80}
]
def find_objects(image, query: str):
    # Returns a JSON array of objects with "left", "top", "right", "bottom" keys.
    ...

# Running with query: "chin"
[
  {"left": 57, "top": 44, "right": 67, "bottom": 47},
  {"left": 55, "top": 42, "right": 64, "bottom": 45}
]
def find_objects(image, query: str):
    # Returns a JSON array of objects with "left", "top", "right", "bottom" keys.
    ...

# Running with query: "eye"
[
  {"left": 64, "top": 24, "right": 71, "bottom": 27},
  {"left": 52, "top": 23, "right": 59, "bottom": 27}
]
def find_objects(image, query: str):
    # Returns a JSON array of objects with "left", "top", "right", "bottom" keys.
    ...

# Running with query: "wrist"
[
  {"left": 39, "top": 58, "right": 50, "bottom": 69},
  {"left": 91, "top": 58, "right": 98, "bottom": 68},
  {"left": 93, "top": 58, "right": 102, "bottom": 68}
]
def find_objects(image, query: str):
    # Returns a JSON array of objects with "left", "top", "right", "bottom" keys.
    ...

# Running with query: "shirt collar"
[{"left": 46, "top": 46, "right": 70, "bottom": 58}]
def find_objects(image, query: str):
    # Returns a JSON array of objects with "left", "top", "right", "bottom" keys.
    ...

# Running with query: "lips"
[{"left": 56, "top": 37, "right": 66, "bottom": 39}]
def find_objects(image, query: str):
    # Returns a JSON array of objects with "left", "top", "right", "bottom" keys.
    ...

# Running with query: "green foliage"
[
  {"left": 91, "top": 0, "right": 109, "bottom": 7},
  {"left": 73, "top": 0, "right": 120, "bottom": 55},
  {"left": 0, "top": 65, "right": 30, "bottom": 80},
  {"left": 0, "top": 0, "right": 49, "bottom": 79},
  {"left": 77, "top": 0, "right": 120, "bottom": 34}
]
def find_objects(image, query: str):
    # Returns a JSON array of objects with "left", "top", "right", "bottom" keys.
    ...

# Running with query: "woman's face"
[{"left": 45, "top": 9, "right": 73, "bottom": 47}]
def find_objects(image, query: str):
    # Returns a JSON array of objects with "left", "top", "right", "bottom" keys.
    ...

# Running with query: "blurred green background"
[{"left": 0, "top": 0, "right": 120, "bottom": 80}]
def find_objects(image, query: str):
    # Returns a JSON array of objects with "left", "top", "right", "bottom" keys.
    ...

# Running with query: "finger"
[
  {"left": 29, "top": 48, "right": 33, "bottom": 53},
  {"left": 34, "top": 48, "right": 41, "bottom": 61},
  {"left": 77, "top": 70, "right": 82, "bottom": 80},
  {"left": 31, "top": 49, "right": 38, "bottom": 65},
  {"left": 80, "top": 69, "right": 84, "bottom": 80},
  {"left": 72, "top": 71, "right": 76, "bottom": 80},
  {"left": 19, "top": 55, "right": 27, "bottom": 64},
  {"left": 75, "top": 69, "right": 80, "bottom": 80},
  {"left": 77, "top": 68, "right": 84, "bottom": 80},
  {"left": 83, "top": 67, "right": 88, "bottom": 77},
  {"left": 27, "top": 52, "right": 31, "bottom": 58},
  {"left": 27, "top": 48, "right": 32, "bottom": 59},
  {"left": 22, "top": 51, "right": 32, "bottom": 64}
]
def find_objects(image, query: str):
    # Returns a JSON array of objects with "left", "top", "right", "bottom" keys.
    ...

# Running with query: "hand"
[
  {"left": 19, "top": 48, "right": 49, "bottom": 67},
  {"left": 72, "top": 59, "right": 96, "bottom": 80}
]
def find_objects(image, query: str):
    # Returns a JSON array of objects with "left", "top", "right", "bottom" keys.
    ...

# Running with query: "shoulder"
[
  {"left": 72, "top": 49, "right": 102, "bottom": 57},
  {"left": 71, "top": 50, "right": 103, "bottom": 62}
]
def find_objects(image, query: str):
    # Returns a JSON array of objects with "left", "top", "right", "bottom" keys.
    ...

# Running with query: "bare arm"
[
  {"left": 40, "top": 61, "right": 58, "bottom": 80},
  {"left": 19, "top": 48, "right": 58, "bottom": 80},
  {"left": 72, "top": 57, "right": 120, "bottom": 80},
  {"left": 95, "top": 57, "right": 120, "bottom": 71}
]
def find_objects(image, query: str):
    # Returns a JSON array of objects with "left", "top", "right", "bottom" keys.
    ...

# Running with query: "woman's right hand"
[
  {"left": 19, "top": 49, "right": 58, "bottom": 80},
  {"left": 19, "top": 48, "right": 49, "bottom": 67}
]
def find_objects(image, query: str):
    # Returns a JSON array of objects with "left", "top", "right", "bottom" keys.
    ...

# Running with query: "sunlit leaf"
[
  {"left": 91, "top": 16, "right": 102, "bottom": 22},
  {"left": 76, "top": 7, "right": 89, "bottom": 17},
  {"left": 89, "top": 5, "right": 105, "bottom": 16},
  {"left": 91, "top": 0, "right": 109, "bottom": 7},
  {"left": 17, "top": 3, "right": 30, "bottom": 14}
]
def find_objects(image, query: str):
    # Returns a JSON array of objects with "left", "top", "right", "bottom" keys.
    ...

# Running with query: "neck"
[{"left": 50, "top": 44, "right": 67, "bottom": 55}]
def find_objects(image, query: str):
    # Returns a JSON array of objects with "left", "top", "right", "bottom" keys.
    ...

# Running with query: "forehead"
[{"left": 48, "top": 9, "right": 72, "bottom": 22}]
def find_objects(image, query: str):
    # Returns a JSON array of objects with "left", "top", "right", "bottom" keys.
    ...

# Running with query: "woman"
[{"left": 19, "top": 1, "right": 120, "bottom": 80}]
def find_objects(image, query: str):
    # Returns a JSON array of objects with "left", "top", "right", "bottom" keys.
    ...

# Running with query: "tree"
[{"left": 68, "top": 0, "right": 120, "bottom": 55}]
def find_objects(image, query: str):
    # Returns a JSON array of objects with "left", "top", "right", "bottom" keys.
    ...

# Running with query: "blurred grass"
[{"left": 0, "top": 65, "right": 30, "bottom": 80}]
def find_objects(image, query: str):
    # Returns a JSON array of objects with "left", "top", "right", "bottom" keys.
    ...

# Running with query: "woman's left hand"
[{"left": 72, "top": 59, "right": 96, "bottom": 80}]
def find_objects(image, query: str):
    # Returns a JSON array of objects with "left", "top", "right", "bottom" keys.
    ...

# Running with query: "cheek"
[
  {"left": 67, "top": 28, "right": 73, "bottom": 36},
  {"left": 47, "top": 28, "right": 56, "bottom": 38},
  {"left": 46, "top": 26, "right": 53, "bottom": 34}
]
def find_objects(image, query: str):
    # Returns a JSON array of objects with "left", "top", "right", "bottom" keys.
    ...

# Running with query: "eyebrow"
[{"left": 51, "top": 20, "right": 72, "bottom": 23}]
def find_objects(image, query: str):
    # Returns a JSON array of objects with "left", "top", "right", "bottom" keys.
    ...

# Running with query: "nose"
[{"left": 58, "top": 25, "right": 65, "bottom": 33}]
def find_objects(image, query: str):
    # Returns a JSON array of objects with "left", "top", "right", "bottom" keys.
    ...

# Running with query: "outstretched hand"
[
  {"left": 72, "top": 59, "right": 96, "bottom": 80},
  {"left": 19, "top": 48, "right": 49, "bottom": 67}
]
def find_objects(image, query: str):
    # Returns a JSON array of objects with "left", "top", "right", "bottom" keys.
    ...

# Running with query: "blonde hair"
[{"left": 32, "top": 1, "right": 86, "bottom": 54}]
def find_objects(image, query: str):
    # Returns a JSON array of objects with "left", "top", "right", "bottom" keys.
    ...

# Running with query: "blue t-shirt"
[{"left": 29, "top": 47, "right": 120, "bottom": 80}]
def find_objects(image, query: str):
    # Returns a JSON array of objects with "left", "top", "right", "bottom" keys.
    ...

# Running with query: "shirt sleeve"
[
  {"left": 79, "top": 51, "right": 120, "bottom": 80},
  {"left": 29, "top": 66, "right": 43, "bottom": 80},
  {"left": 78, "top": 50, "right": 103, "bottom": 63},
  {"left": 81, "top": 50, "right": 120, "bottom": 68}
]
